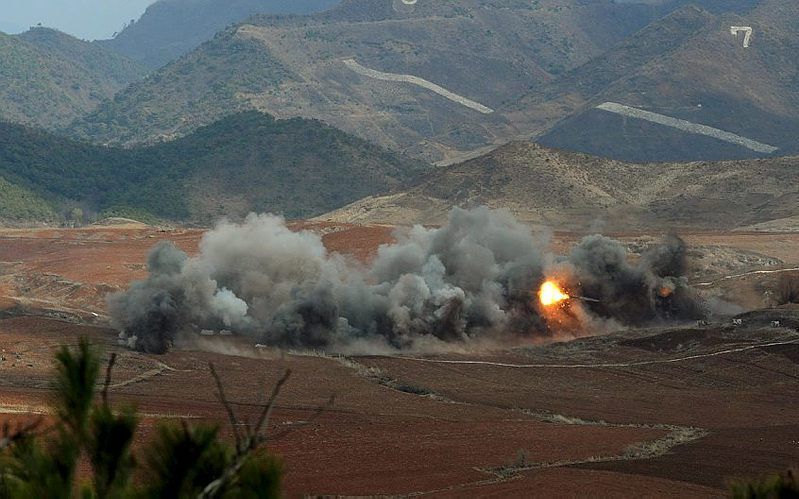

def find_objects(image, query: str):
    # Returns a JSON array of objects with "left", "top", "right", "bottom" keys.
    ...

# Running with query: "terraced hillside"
[
  {"left": 0, "top": 28, "right": 147, "bottom": 129},
  {"left": 318, "top": 141, "right": 799, "bottom": 231}
]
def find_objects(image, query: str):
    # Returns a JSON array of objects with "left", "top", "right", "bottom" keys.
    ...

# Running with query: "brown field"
[{"left": 1, "top": 222, "right": 798, "bottom": 497}]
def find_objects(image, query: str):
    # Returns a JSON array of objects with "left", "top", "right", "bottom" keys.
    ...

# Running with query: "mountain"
[
  {"left": 317, "top": 141, "right": 799, "bottom": 231},
  {"left": 18, "top": 28, "right": 148, "bottom": 87},
  {"left": 0, "top": 28, "right": 147, "bottom": 129},
  {"left": 69, "top": 28, "right": 293, "bottom": 145},
  {"left": 0, "top": 112, "right": 426, "bottom": 223},
  {"left": 98, "top": 0, "right": 341, "bottom": 68},
  {"left": 511, "top": 0, "right": 799, "bottom": 162},
  {"left": 71, "top": 0, "right": 687, "bottom": 161}
]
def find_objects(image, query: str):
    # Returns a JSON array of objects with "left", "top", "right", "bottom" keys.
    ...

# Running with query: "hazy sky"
[{"left": 0, "top": 0, "right": 155, "bottom": 40}]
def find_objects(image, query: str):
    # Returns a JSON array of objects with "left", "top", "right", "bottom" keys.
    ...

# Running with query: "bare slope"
[
  {"left": 70, "top": 0, "right": 681, "bottom": 162},
  {"left": 522, "top": 0, "right": 799, "bottom": 162},
  {"left": 318, "top": 142, "right": 799, "bottom": 231}
]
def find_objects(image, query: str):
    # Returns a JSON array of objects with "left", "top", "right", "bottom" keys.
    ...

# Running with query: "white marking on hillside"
[
  {"left": 596, "top": 102, "right": 779, "bottom": 154},
  {"left": 343, "top": 58, "right": 494, "bottom": 114},
  {"left": 730, "top": 26, "right": 753, "bottom": 48}
]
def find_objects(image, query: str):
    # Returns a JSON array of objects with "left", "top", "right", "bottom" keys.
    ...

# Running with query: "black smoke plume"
[
  {"left": 564, "top": 234, "right": 703, "bottom": 325},
  {"left": 108, "top": 208, "right": 705, "bottom": 354}
]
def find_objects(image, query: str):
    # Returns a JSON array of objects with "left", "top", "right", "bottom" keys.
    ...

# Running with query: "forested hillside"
[
  {"left": 0, "top": 112, "right": 426, "bottom": 223},
  {"left": 0, "top": 28, "right": 146, "bottom": 129}
]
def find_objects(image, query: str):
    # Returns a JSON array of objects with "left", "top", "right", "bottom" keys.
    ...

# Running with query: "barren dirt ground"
[{"left": 0, "top": 223, "right": 797, "bottom": 497}]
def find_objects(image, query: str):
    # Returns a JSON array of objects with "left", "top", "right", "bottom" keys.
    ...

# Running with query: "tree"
[
  {"left": 69, "top": 207, "right": 84, "bottom": 226},
  {"left": 0, "top": 338, "right": 284, "bottom": 498}
]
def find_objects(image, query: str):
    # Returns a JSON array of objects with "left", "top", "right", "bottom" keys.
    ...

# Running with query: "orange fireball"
[{"left": 539, "top": 280, "right": 570, "bottom": 306}]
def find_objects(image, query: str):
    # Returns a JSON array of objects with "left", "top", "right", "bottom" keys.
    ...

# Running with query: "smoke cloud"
[{"left": 108, "top": 207, "right": 706, "bottom": 354}]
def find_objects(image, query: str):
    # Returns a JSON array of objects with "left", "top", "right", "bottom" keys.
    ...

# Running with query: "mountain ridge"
[
  {"left": 317, "top": 141, "right": 799, "bottom": 231},
  {"left": 98, "top": 0, "right": 341, "bottom": 68},
  {"left": 71, "top": 0, "right": 695, "bottom": 161},
  {"left": 524, "top": 0, "right": 799, "bottom": 161}
]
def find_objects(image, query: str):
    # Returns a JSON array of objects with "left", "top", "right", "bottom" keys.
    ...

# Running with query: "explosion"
[
  {"left": 109, "top": 207, "right": 707, "bottom": 354},
  {"left": 539, "top": 281, "right": 569, "bottom": 306}
]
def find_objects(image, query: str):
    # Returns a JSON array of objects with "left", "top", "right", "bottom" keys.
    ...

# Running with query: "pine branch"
[
  {"left": 208, "top": 362, "right": 243, "bottom": 448},
  {"left": 101, "top": 352, "right": 117, "bottom": 406},
  {"left": 197, "top": 369, "right": 292, "bottom": 499},
  {"left": 0, "top": 418, "right": 42, "bottom": 450}
]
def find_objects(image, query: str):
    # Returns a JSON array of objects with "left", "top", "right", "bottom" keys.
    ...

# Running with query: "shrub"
[{"left": 0, "top": 338, "right": 283, "bottom": 498}]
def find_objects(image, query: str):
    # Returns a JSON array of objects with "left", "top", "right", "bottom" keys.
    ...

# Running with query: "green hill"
[
  {"left": 0, "top": 112, "right": 426, "bottom": 223},
  {"left": 18, "top": 28, "right": 147, "bottom": 87},
  {"left": 0, "top": 28, "right": 147, "bottom": 129},
  {"left": 71, "top": 29, "right": 293, "bottom": 144},
  {"left": 0, "top": 176, "right": 57, "bottom": 223}
]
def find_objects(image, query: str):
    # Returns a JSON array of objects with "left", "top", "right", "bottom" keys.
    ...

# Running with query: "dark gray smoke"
[
  {"left": 564, "top": 234, "right": 703, "bottom": 325},
  {"left": 108, "top": 207, "right": 705, "bottom": 354}
]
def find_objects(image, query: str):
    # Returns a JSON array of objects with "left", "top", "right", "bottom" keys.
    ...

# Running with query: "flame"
[{"left": 539, "top": 280, "right": 569, "bottom": 306}]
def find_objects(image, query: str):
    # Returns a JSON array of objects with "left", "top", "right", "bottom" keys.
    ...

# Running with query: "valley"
[{"left": 0, "top": 221, "right": 797, "bottom": 496}]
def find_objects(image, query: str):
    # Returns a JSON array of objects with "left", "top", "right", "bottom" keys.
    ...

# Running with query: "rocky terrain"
[{"left": 320, "top": 142, "right": 799, "bottom": 231}]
